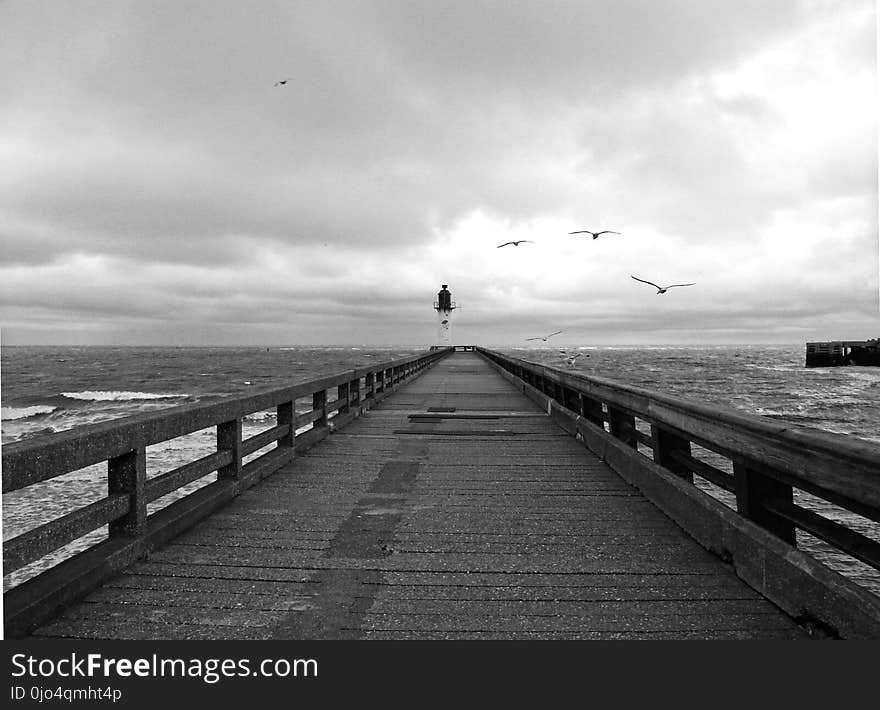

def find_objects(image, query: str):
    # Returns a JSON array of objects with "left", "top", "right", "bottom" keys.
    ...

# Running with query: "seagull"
[
  {"left": 497, "top": 240, "right": 535, "bottom": 248},
  {"left": 526, "top": 330, "right": 563, "bottom": 342},
  {"left": 562, "top": 352, "right": 583, "bottom": 366},
  {"left": 630, "top": 275, "right": 696, "bottom": 294},
  {"left": 569, "top": 229, "right": 620, "bottom": 239},
  {"left": 274, "top": 79, "right": 290, "bottom": 87}
]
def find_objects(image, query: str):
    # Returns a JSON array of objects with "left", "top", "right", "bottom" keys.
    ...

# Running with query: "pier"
[
  {"left": 3, "top": 348, "right": 880, "bottom": 639},
  {"left": 805, "top": 339, "right": 880, "bottom": 367}
]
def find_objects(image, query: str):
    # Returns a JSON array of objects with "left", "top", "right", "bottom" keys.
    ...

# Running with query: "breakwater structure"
[
  {"left": 805, "top": 339, "right": 880, "bottom": 367},
  {"left": 3, "top": 347, "right": 880, "bottom": 639}
]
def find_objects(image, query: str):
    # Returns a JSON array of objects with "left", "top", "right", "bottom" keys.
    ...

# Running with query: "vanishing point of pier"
[{"left": 4, "top": 348, "right": 880, "bottom": 639}]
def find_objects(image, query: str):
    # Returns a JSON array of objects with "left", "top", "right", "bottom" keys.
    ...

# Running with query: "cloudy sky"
[{"left": 1, "top": 0, "right": 877, "bottom": 346}]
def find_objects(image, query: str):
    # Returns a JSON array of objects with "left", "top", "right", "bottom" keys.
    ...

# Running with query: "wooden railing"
[
  {"left": 2, "top": 348, "right": 452, "bottom": 637},
  {"left": 477, "top": 347, "right": 880, "bottom": 638}
]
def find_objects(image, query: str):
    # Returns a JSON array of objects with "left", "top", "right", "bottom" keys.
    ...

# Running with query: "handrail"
[
  {"left": 2, "top": 347, "right": 452, "bottom": 636},
  {"left": 476, "top": 347, "right": 880, "bottom": 576}
]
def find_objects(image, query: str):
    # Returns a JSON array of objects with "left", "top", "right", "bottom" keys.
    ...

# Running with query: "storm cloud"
[{"left": 0, "top": 0, "right": 876, "bottom": 345}]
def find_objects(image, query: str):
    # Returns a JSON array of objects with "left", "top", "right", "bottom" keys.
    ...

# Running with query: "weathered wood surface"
[
  {"left": 479, "top": 348, "right": 880, "bottom": 638},
  {"left": 24, "top": 352, "right": 808, "bottom": 640},
  {"left": 4, "top": 349, "right": 447, "bottom": 637},
  {"left": 481, "top": 350, "right": 880, "bottom": 512}
]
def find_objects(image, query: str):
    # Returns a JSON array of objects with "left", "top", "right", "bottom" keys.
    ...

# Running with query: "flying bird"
[
  {"left": 630, "top": 275, "right": 696, "bottom": 294},
  {"left": 569, "top": 229, "right": 620, "bottom": 239},
  {"left": 497, "top": 240, "right": 535, "bottom": 248},
  {"left": 274, "top": 79, "right": 290, "bottom": 87},
  {"left": 562, "top": 352, "right": 584, "bottom": 367},
  {"left": 526, "top": 330, "right": 563, "bottom": 342}
]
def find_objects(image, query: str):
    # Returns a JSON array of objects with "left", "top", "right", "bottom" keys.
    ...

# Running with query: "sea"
[{"left": 2, "top": 344, "right": 879, "bottom": 596}]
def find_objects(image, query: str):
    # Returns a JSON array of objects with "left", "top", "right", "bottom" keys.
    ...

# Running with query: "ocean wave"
[
  {"left": 60, "top": 391, "right": 189, "bottom": 402},
  {"left": 1, "top": 405, "right": 59, "bottom": 421},
  {"left": 243, "top": 411, "right": 277, "bottom": 422},
  {"left": 744, "top": 363, "right": 804, "bottom": 373},
  {"left": 844, "top": 370, "right": 880, "bottom": 385}
]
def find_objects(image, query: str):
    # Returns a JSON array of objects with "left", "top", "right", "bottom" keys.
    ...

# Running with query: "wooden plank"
[
  {"left": 669, "top": 449, "right": 736, "bottom": 493},
  {"left": 764, "top": 500, "right": 880, "bottom": 571},
  {"left": 241, "top": 423, "right": 288, "bottom": 456},
  {"left": 3, "top": 495, "right": 129, "bottom": 573},
  {"left": 145, "top": 450, "right": 233, "bottom": 502},
  {"left": 295, "top": 408, "right": 322, "bottom": 429}
]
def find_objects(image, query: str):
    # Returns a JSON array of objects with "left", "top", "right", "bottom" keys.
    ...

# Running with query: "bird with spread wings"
[
  {"left": 497, "top": 240, "right": 535, "bottom": 248},
  {"left": 568, "top": 229, "right": 620, "bottom": 239},
  {"left": 630, "top": 275, "right": 696, "bottom": 294},
  {"left": 526, "top": 330, "right": 563, "bottom": 342}
]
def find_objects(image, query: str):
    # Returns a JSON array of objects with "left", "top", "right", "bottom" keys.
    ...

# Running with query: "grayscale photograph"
[{"left": 1, "top": 0, "right": 878, "bottom": 658}]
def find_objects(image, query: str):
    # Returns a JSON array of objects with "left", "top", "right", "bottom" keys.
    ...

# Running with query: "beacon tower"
[{"left": 433, "top": 284, "right": 456, "bottom": 346}]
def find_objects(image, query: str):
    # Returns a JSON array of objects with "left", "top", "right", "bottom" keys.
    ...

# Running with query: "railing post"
[
  {"left": 277, "top": 400, "right": 294, "bottom": 450},
  {"left": 313, "top": 389, "right": 328, "bottom": 428},
  {"left": 607, "top": 406, "right": 637, "bottom": 448},
  {"left": 579, "top": 394, "right": 605, "bottom": 428},
  {"left": 734, "top": 462, "right": 796, "bottom": 544},
  {"left": 350, "top": 376, "right": 361, "bottom": 407},
  {"left": 651, "top": 425, "right": 693, "bottom": 483},
  {"left": 337, "top": 381, "right": 350, "bottom": 415},
  {"left": 562, "top": 387, "right": 579, "bottom": 412},
  {"left": 365, "top": 372, "right": 375, "bottom": 399},
  {"left": 108, "top": 447, "right": 147, "bottom": 538},
  {"left": 217, "top": 419, "right": 243, "bottom": 480}
]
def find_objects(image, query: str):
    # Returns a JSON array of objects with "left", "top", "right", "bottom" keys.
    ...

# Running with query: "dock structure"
[
  {"left": 806, "top": 339, "right": 880, "bottom": 367},
  {"left": 3, "top": 348, "right": 880, "bottom": 639}
]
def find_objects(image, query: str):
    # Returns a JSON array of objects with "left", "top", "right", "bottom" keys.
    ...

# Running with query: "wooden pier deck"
[{"left": 26, "top": 351, "right": 809, "bottom": 640}]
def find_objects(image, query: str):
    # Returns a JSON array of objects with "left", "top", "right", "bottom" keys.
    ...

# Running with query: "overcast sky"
[{"left": 1, "top": 0, "right": 877, "bottom": 346}]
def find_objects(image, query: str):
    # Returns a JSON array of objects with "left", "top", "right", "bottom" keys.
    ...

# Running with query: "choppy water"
[{"left": 2, "top": 344, "right": 879, "bottom": 596}]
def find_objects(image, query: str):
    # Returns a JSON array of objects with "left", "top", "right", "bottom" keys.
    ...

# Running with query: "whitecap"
[
  {"left": 1, "top": 405, "right": 59, "bottom": 421},
  {"left": 244, "top": 411, "right": 277, "bottom": 422},
  {"left": 61, "top": 391, "right": 189, "bottom": 402}
]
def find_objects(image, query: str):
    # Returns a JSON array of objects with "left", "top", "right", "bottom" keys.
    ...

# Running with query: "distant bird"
[
  {"left": 630, "top": 275, "right": 696, "bottom": 294},
  {"left": 526, "top": 330, "right": 563, "bottom": 342},
  {"left": 274, "top": 79, "right": 290, "bottom": 87},
  {"left": 497, "top": 240, "right": 535, "bottom": 248},
  {"left": 569, "top": 229, "right": 620, "bottom": 239},
  {"left": 562, "top": 352, "right": 583, "bottom": 367}
]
